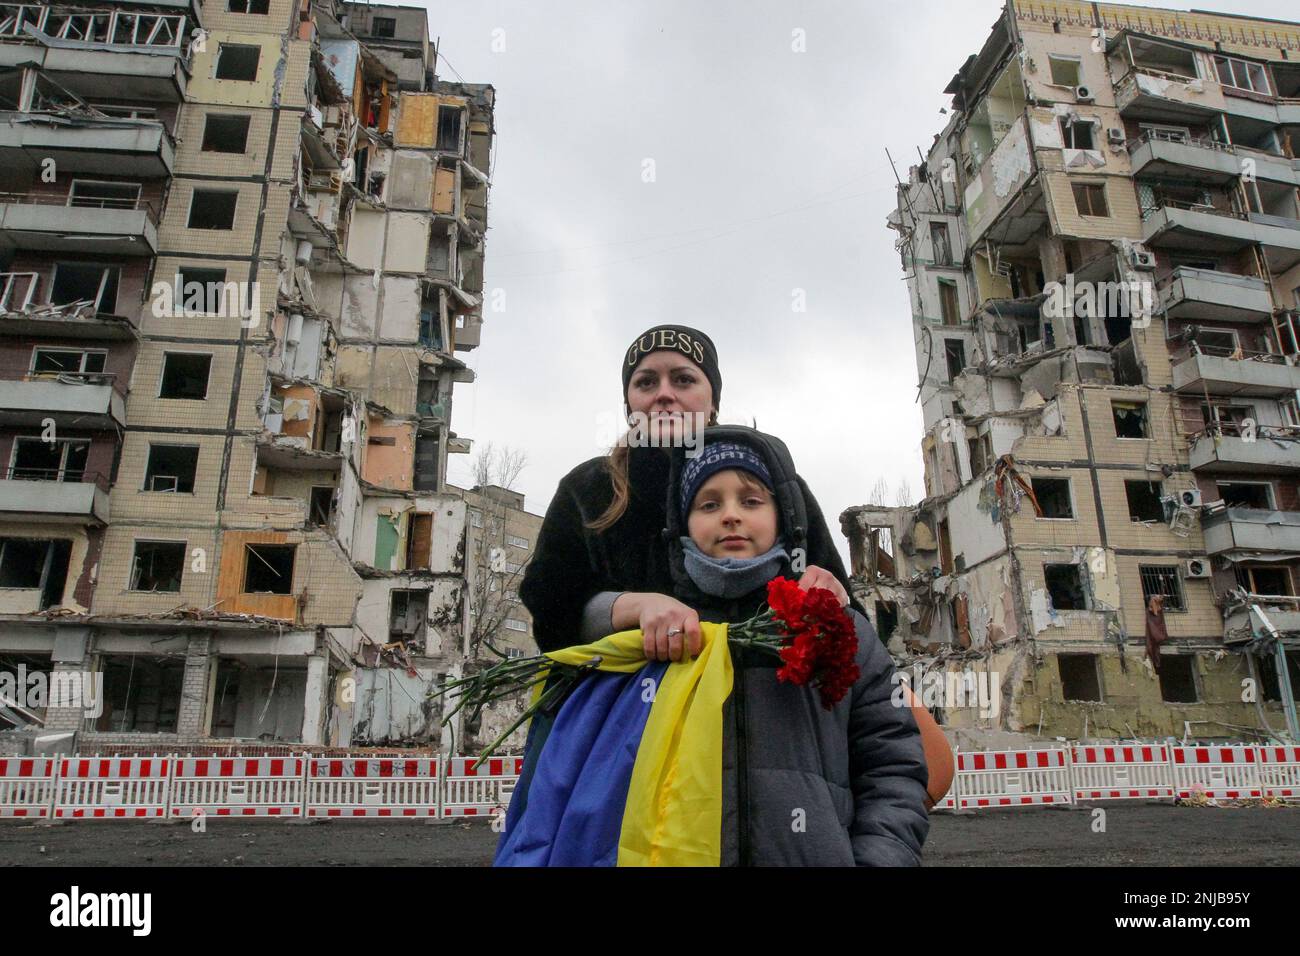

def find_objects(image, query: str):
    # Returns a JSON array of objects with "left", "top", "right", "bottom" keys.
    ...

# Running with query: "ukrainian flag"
[{"left": 493, "top": 622, "right": 733, "bottom": 866}]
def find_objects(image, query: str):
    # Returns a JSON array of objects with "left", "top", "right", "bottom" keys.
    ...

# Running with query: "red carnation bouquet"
[{"left": 728, "top": 577, "right": 860, "bottom": 709}]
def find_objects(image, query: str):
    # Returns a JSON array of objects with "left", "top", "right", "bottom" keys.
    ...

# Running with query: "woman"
[{"left": 518, "top": 324, "right": 953, "bottom": 807}]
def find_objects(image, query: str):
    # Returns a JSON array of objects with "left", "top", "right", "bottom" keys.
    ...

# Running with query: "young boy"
[{"left": 672, "top": 433, "right": 930, "bottom": 866}]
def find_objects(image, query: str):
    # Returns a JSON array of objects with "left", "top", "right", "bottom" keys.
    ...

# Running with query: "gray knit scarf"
[{"left": 679, "top": 537, "right": 789, "bottom": 599}]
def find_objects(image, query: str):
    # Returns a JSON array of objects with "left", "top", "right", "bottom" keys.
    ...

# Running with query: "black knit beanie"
[{"left": 621, "top": 325, "right": 722, "bottom": 414}]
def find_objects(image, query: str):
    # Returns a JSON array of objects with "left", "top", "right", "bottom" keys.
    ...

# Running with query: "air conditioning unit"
[
  {"left": 1179, "top": 489, "right": 1203, "bottom": 508},
  {"left": 1129, "top": 244, "right": 1157, "bottom": 270},
  {"left": 1107, "top": 127, "right": 1126, "bottom": 145},
  {"left": 1075, "top": 85, "right": 1095, "bottom": 103},
  {"left": 1184, "top": 558, "right": 1212, "bottom": 579}
]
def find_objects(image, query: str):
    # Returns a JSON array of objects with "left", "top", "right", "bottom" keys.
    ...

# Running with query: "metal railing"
[
  {"left": 0, "top": 192, "right": 159, "bottom": 226},
  {"left": 1127, "top": 128, "right": 1233, "bottom": 153},
  {"left": 1, "top": 467, "right": 109, "bottom": 492},
  {"left": 0, "top": 5, "right": 187, "bottom": 50}
]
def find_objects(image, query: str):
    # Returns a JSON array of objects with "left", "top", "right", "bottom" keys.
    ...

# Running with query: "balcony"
[
  {"left": 1142, "top": 202, "right": 1300, "bottom": 272},
  {"left": 0, "top": 273, "right": 137, "bottom": 339},
  {"left": 0, "top": 470, "right": 110, "bottom": 524},
  {"left": 1188, "top": 428, "right": 1300, "bottom": 475},
  {"left": 1173, "top": 350, "right": 1300, "bottom": 398},
  {"left": 1158, "top": 267, "right": 1275, "bottom": 323},
  {"left": 0, "top": 374, "right": 126, "bottom": 429},
  {"left": 1223, "top": 595, "right": 1300, "bottom": 643},
  {"left": 452, "top": 311, "right": 482, "bottom": 351},
  {"left": 1203, "top": 507, "right": 1300, "bottom": 555},
  {"left": 0, "top": 193, "right": 158, "bottom": 257},
  {"left": 0, "top": 113, "right": 174, "bottom": 178},
  {"left": 1127, "top": 132, "right": 1298, "bottom": 187},
  {"left": 1115, "top": 70, "right": 1222, "bottom": 124},
  {"left": 0, "top": 4, "right": 193, "bottom": 102}
]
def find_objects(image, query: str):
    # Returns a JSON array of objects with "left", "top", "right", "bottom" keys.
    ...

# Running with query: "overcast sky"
[{"left": 424, "top": 0, "right": 1295, "bottom": 563}]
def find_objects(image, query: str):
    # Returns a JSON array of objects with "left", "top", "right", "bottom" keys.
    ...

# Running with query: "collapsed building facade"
[
  {"left": 848, "top": 0, "right": 1300, "bottom": 741},
  {"left": 0, "top": 0, "right": 514, "bottom": 751}
]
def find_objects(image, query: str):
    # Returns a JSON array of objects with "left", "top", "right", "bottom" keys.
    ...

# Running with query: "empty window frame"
[
  {"left": 1072, "top": 181, "right": 1110, "bottom": 217},
  {"left": 1235, "top": 564, "right": 1293, "bottom": 597},
  {"left": 372, "top": 16, "right": 396, "bottom": 38},
  {"left": 143, "top": 444, "right": 199, "bottom": 493},
  {"left": 99, "top": 657, "right": 183, "bottom": 733},
  {"left": 215, "top": 43, "right": 260, "bottom": 81},
  {"left": 31, "top": 348, "right": 106, "bottom": 376},
  {"left": 930, "top": 221, "right": 952, "bottom": 266},
  {"left": 129, "top": 541, "right": 185, "bottom": 592},
  {"left": 1214, "top": 55, "right": 1271, "bottom": 95},
  {"left": 1059, "top": 118, "right": 1096, "bottom": 150},
  {"left": 1048, "top": 56, "right": 1082, "bottom": 87},
  {"left": 1125, "top": 479, "right": 1164, "bottom": 522},
  {"left": 1112, "top": 401, "right": 1149, "bottom": 439},
  {"left": 187, "top": 190, "right": 238, "bottom": 230},
  {"left": 389, "top": 589, "right": 428, "bottom": 639},
  {"left": 943, "top": 338, "right": 966, "bottom": 382},
  {"left": 159, "top": 353, "right": 212, "bottom": 400},
  {"left": 68, "top": 180, "right": 140, "bottom": 210},
  {"left": 1139, "top": 564, "right": 1185, "bottom": 612},
  {"left": 1030, "top": 477, "right": 1074, "bottom": 519},
  {"left": 243, "top": 544, "right": 295, "bottom": 594},
  {"left": 174, "top": 267, "right": 233, "bottom": 314},
  {"left": 10, "top": 438, "right": 89, "bottom": 482},
  {"left": 1158, "top": 655, "right": 1198, "bottom": 703},
  {"left": 1127, "top": 37, "right": 1199, "bottom": 81},
  {"left": 228, "top": 0, "right": 270, "bottom": 13},
  {"left": 49, "top": 263, "right": 120, "bottom": 314},
  {"left": 1191, "top": 327, "right": 1239, "bottom": 357},
  {"left": 1216, "top": 481, "right": 1273, "bottom": 510},
  {"left": 1200, "top": 401, "right": 1254, "bottom": 435},
  {"left": 0, "top": 538, "right": 71, "bottom": 610},
  {"left": 937, "top": 279, "right": 961, "bottom": 326},
  {"left": 308, "top": 486, "right": 334, "bottom": 528},
  {"left": 1260, "top": 650, "right": 1300, "bottom": 704},
  {"left": 1044, "top": 563, "right": 1088, "bottom": 611},
  {"left": 436, "top": 106, "right": 462, "bottom": 151},
  {"left": 201, "top": 114, "right": 251, "bottom": 153},
  {"left": 1058, "top": 653, "right": 1102, "bottom": 702}
]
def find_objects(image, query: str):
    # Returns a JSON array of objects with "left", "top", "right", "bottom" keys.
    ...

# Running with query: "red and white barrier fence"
[
  {"left": 305, "top": 757, "right": 440, "bottom": 817},
  {"left": 1170, "top": 745, "right": 1262, "bottom": 800},
  {"left": 954, "top": 749, "right": 1072, "bottom": 809},
  {"left": 0, "top": 757, "right": 57, "bottom": 819},
  {"left": 171, "top": 758, "right": 306, "bottom": 818},
  {"left": 1071, "top": 744, "right": 1174, "bottom": 801},
  {"left": 442, "top": 756, "right": 523, "bottom": 817},
  {"left": 54, "top": 756, "right": 172, "bottom": 819}
]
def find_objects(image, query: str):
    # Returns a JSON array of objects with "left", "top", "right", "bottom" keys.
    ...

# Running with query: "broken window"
[
  {"left": 1044, "top": 563, "right": 1087, "bottom": 610},
  {"left": 1049, "top": 56, "right": 1082, "bottom": 87},
  {"left": 1112, "top": 401, "right": 1149, "bottom": 439},
  {"left": 1235, "top": 565, "right": 1293, "bottom": 596},
  {"left": 1139, "top": 565, "right": 1185, "bottom": 612},
  {"left": 1104, "top": 315, "right": 1132, "bottom": 347},
  {"left": 98, "top": 656, "right": 183, "bottom": 733},
  {"left": 187, "top": 190, "right": 238, "bottom": 230},
  {"left": 1072, "top": 182, "right": 1110, "bottom": 217},
  {"left": 129, "top": 541, "right": 185, "bottom": 592},
  {"left": 943, "top": 338, "right": 966, "bottom": 382},
  {"left": 1214, "top": 55, "right": 1271, "bottom": 95},
  {"left": 1060, "top": 119, "right": 1096, "bottom": 150},
  {"left": 407, "top": 513, "right": 433, "bottom": 570},
  {"left": 938, "top": 519, "right": 953, "bottom": 576},
  {"left": 175, "top": 267, "right": 232, "bottom": 314},
  {"left": 1125, "top": 480, "right": 1164, "bottom": 522},
  {"left": 50, "top": 263, "right": 120, "bottom": 314},
  {"left": 389, "top": 590, "right": 428, "bottom": 642},
  {"left": 1031, "top": 477, "right": 1074, "bottom": 519},
  {"left": 308, "top": 486, "right": 334, "bottom": 528},
  {"left": 1058, "top": 653, "right": 1102, "bottom": 702},
  {"left": 1073, "top": 313, "right": 1091, "bottom": 347},
  {"left": 1191, "top": 327, "right": 1238, "bottom": 357},
  {"left": 11, "top": 438, "right": 89, "bottom": 482},
  {"left": 968, "top": 432, "right": 992, "bottom": 476},
  {"left": 215, "top": 43, "right": 260, "bottom": 81},
  {"left": 1127, "top": 37, "right": 1199, "bottom": 81},
  {"left": 436, "top": 106, "right": 462, "bottom": 151},
  {"left": 372, "top": 16, "right": 397, "bottom": 38},
  {"left": 159, "top": 353, "right": 212, "bottom": 400},
  {"left": 938, "top": 279, "right": 961, "bottom": 326},
  {"left": 1158, "top": 655, "right": 1198, "bottom": 703},
  {"left": 243, "top": 544, "right": 295, "bottom": 594},
  {"left": 419, "top": 308, "right": 442, "bottom": 349},
  {"left": 1217, "top": 481, "right": 1272, "bottom": 510},
  {"left": 32, "top": 348, "right": 106, "bottom": 376},
  {"left": 228, "top": 0, "right": 270, "bottom": 13},
  {"left": 414, "top": 434, "right": 439, "bottom": 492},
  {"left": 930, "top": 222, "right": 952, "bottom": 266},
  {"left": 201, "top": 114, "right": 251, "bottom": 153},
  {"left": 143, "top": 444, "right": 199, "bottom": 493},
  {"left": 0, "top": 538, "right": 71, "bottom": 609},
  {"left": 69, "top": 180, "right": 140, "bottom": 211},
  {"left": 1260, "top": 650, "right": 1300, "bottom": 703}
]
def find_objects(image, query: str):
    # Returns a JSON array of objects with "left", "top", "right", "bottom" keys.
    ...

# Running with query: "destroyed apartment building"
[
  {"left": 846, "top": 0, "right": 1300, "bottom": 742},
  {"left": 0, "top": 0, "right": 513, "bottom": 752}
]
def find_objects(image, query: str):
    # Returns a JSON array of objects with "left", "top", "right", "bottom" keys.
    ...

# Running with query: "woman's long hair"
[{"left": 586, "top": 410, "right": 718, "bottom": 532}]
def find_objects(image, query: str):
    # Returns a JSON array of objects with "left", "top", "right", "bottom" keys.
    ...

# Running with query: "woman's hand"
[
  {"left": 797, "top": 566, "right": 849, "bottom": 606},
  {"left": 612, "top": 593, "right": 702, "bottom": 662}
]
